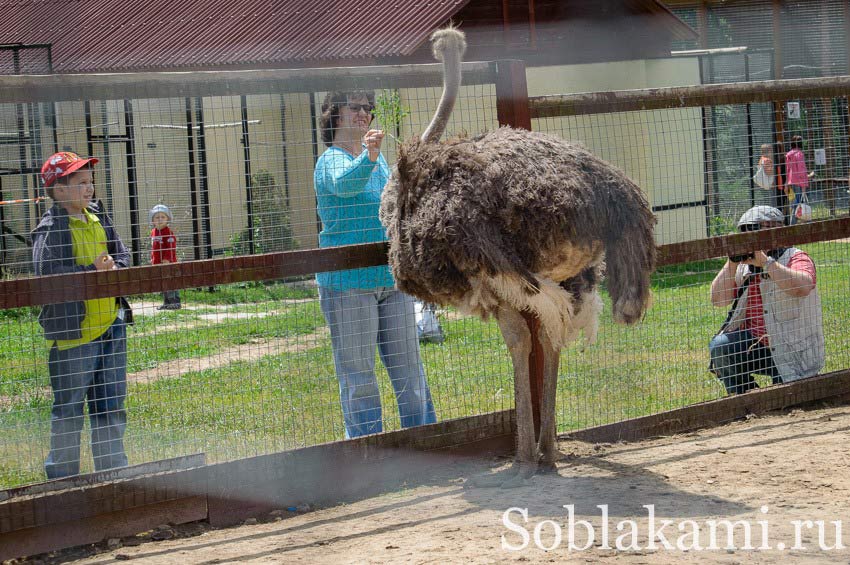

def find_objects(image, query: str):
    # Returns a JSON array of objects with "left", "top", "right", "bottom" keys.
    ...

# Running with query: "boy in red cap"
[{"left": 32, "top": 152, "right": 133, "bottom": 479}]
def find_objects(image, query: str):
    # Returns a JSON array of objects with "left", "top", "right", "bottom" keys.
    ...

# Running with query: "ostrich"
[{"left": 380, "top": 28, "right": 656, "bottom": 487}]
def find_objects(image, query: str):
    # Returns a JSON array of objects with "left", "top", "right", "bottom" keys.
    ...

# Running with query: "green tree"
[{"left": 230, "top": 169, "right": 297, "bottom": 255}]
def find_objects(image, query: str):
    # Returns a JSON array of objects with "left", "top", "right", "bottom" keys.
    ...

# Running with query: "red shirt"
[
  {"left": 150, "top": 226, "right": 177, "bottom": 264},
  {"left": 743, "top": 252, "right": 816, "bottom": 341}
]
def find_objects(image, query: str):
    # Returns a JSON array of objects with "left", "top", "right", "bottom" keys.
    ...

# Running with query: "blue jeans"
[
  {"left": 45, "top": 317, "right": 128, "bottom": 479},
  {"left": 789, "top": 189, "right": 803, "bottom": 225},
  {"left": 319, "top": 287, "right": 437, "bottom": 438},
  {"left": 709, "top": 329, "right": 780, "bottom": 395}
]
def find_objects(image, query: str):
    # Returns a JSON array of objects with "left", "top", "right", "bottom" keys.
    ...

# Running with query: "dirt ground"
[{"left": 26, "top": 402, "right": 850, "bottom": 564}]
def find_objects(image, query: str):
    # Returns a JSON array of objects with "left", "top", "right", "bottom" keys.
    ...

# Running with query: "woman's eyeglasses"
[{"left": 346, "top": 103, "right": 374, "bottom": 114}]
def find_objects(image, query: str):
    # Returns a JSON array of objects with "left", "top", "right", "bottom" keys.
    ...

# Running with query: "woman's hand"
[{"left": 363, "top": 129, "right": 384, "bottom": 162}]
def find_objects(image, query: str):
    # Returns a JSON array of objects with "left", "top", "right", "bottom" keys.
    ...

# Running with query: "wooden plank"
[
  {"left": 0, "top": 454, "right": 205, "bottom": 503},
  {"left": 657, "top": 216, "right": 850, "bottom": 267},
  {"left": 206, "top": 411, "right": 515, "bottom": 527},
  {"left": 0, "top": 242, "right": 388, "bottom": 309},
  {"left": 566, "top": 369, "right": 850, "bottom": 444},
  {"left": 0, "top": 411, "right": 514, "bottom": 559},
  {"left": 530, "top": 76, "right": 850, "bottom": 118},
  {"left": 0, "top": 496, "right": 207, "bottom": 561},
  {"left": 4, "top": 216, "right": 848, "bottom": 310},
  {"left": 0, "top": 467, "right": 208, "bottom": 534},
  {"left": 0, "top": 62, "right": 496, "bottom": 104}
]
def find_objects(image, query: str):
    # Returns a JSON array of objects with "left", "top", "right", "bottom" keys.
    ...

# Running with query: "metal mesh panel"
[
  {"left": 0, "top": 65, "right": 514, "bottom": 486},
  {"left": 532, "top": 81, "right": 848, "bottom": 430},
  {"left": 671, "top": 0, "right": 850, "bottom": 80},
  {"left": 0, "top": 66, "right": 849, "bottom": 491}
]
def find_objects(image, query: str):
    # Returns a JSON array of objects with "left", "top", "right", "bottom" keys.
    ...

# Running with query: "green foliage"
[
  {"left": 373, "top": 90, "right": 410, "bottom": 135},
  {"left": 229, "top": 169, "right": 298, "bottom": 256},
  {"left": 709, "top": 214, "right": 737, "bottom": 237}
]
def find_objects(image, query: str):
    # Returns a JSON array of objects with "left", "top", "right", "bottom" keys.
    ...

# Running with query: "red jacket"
[{"left": 150, "top": 226, "right": 177, "bottom": 264}]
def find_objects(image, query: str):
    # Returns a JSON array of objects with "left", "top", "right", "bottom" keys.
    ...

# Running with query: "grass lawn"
[{"left": 0, "top": 242, "right": 847, "bottom": 489}]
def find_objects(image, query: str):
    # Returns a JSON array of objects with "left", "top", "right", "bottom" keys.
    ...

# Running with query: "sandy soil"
[{"left": 36, "top": 401, "right": 850, "bottom": 564}]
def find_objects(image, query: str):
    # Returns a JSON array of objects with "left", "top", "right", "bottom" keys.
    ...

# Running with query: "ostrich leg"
[
  {"left": 536, "top": 334, "right": 561, "bottom": 472},
  {"left": 467, "top": 305, "right": 538, "bottom": 488}
]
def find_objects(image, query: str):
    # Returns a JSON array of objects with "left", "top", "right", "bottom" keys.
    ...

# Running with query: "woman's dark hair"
[
  {"left": 319, "top": 90, "right": 375, "bottom": 147},
  {"left": 790, "top": 135, "right": 803, "bottom": 150}
]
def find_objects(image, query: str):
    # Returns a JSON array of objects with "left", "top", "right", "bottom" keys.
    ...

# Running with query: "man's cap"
[
  {"left": 41, "top": 152, "right": 99, "bottom": 188},
  {"left": 737, "top": 206, "right": 784, "bottom": 228},
  {"left": 149, "top": 203, "right": 173, "bottom": 223}
]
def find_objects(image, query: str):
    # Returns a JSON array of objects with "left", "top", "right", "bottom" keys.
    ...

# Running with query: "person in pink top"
[{"left": 785, "top": 135, "right": 810, "bottom": 225}]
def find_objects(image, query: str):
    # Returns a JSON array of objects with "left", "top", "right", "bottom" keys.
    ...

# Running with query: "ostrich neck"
[{"left": 420, "top": 49, "right": 462, "bottom": 144}]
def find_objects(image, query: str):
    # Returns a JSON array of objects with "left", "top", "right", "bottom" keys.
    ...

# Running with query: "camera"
[{"left": 729, "top": 252, "right": 754, "bottom": 263}]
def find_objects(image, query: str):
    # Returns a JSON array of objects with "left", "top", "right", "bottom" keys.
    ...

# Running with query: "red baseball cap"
[{"left": 41, "top": 152, "right": 99, "bottom": 188}]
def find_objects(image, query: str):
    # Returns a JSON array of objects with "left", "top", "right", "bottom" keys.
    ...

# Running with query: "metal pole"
[
  {"left": 194, "top": 97, "right": 214, "bottom": 261},
  {"left": 100, "top": 101, "right": 114, "bottom": 212},
  {"left": 310, "top": 92, "right": 322, "bottom": 238},
  {"left": 14, "top": 49, "right": 31, "bottom": 236},
  {"left": 745, "top": 53, "right": 756, "bottom": 207},
  {"left": 185, "top": 98, "right": 202, "bottom": 261},
  {"left": 124, "top": 99, "right": 141, "bottom": 266},
  {"left": 240, "top": 95, "right": 255, "bottom": 255}
]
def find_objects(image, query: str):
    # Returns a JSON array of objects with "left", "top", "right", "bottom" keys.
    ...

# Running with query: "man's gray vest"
[{"left": 726, "top": 247, "right": 825, "bottom": 382}]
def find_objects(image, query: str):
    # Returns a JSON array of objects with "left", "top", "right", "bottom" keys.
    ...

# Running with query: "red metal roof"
[
  {"left": 3, "top": 0, "right": 693, "bottom": 73},
  {"left": 4, "top": 0, "right": 473, "bottom": 73}
]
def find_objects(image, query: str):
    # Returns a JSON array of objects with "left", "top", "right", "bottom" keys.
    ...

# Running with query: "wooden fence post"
[{"left": 494, "top": 59, "right": 544, "bottom": 441}]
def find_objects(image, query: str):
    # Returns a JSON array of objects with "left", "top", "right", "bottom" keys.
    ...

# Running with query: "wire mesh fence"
[{"left": 0, "top": 63, "right": 848, "bottom": 490}]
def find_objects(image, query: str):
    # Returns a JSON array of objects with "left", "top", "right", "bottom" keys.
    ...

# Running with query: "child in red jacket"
[{"left": 149, "top": 204, "right": 181, "bottom": 310}]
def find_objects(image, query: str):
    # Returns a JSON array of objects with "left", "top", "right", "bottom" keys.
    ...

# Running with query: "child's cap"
[
  {"left": 149, "top": 203, "right": 173, "bottom": 223},
  {"left": 41, "top": 152, "right": 99, "bottom": 188}
]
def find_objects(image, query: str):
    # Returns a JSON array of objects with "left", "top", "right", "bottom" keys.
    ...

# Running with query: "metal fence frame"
[{"left": 2, "top": 63, "right": 850, "bottom": 559}]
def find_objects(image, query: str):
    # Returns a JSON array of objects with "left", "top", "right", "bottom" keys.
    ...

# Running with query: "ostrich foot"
[
  {"left": 537, "top": 450, "right": 564, "bottom": 475},
  {"left": 465, "top": 461, "right": 537, "bottom": 489},
  {"left": 498, "top": 462, "right": 538, "bottom": 489}
]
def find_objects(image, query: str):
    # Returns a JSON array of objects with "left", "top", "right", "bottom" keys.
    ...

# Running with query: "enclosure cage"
[{"left": 1, "top": 56, "right": 849, "bottom": 558}]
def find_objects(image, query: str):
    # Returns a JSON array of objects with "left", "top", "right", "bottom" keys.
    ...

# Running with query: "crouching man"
[{"left": 709, "top": 206, "right": 824, "bottom": 395}]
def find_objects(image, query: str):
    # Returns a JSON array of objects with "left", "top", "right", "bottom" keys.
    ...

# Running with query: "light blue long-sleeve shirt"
[{"left": 314, "top": 146, "right": 395, "bottom": 290}]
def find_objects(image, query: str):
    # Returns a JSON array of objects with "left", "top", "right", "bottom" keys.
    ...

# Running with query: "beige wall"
[
  {"left": 274, "top": 93, "right": 320, "bottom": 250},
  {"left": 132, "top": 98, "right": 194, "bottom": 260},
  {"left": 3, "top": 56, "right": 702, "bottom": 274},
  {"left": 527, "top": 57, "right": 704, "bottom": 245},
  {"left": 22, "top": 95, "right": 321, "bottom": 263}
]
